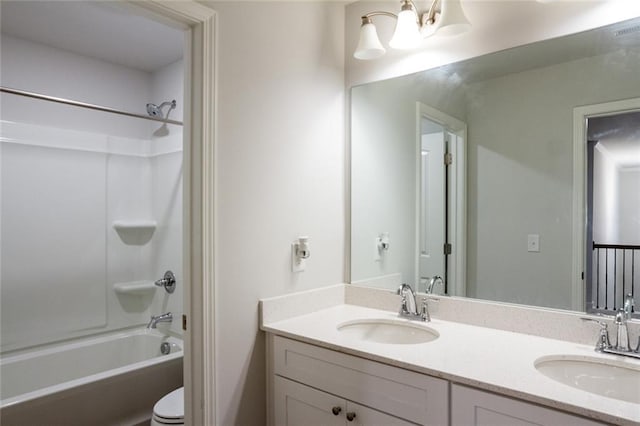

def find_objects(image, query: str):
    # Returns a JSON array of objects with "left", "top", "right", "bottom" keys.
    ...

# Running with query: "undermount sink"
[
  {"left": 337, "top": 319, "right": 439, "bottom": 344},
  {"left": 535, "top": 355, "right": 640, "bottom": 404}
]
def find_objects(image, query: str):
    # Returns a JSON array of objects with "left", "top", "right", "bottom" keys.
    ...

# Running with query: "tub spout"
[{"left": 147, "top": 312, "right": 173, "bottom": 329}]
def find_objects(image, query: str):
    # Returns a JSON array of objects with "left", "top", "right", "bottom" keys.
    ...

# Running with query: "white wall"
[
  {"left": 149, "top": 60, "right": 184, "bottom": 336},
  {"left": 618, "top": 169, "right": 640, "bottom": 244},
  {"left": 592, "top": 145, "right": 620, "bottom": 244},
  {"left": 150, "top": 58, "right": 185, "bottom": 121},
  {"left": 0, "top": 35, "right": 151, "bottom": 138},
  {"left": 464, "top": 50, "right": 640, "bottom": 309},
  {"left": 207, "top": 2, "right": 345, "bottom": 424},
  {"left": 351, "top": 79, "right": 419, "bottom": 289},
  {"left": 351, "top": 73, "right": 466, "bottom": 290}
]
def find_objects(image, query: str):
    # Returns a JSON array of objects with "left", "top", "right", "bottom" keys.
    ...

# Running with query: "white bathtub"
[{"left": 0, "top": 328, "right": 183, "bottom": 426}]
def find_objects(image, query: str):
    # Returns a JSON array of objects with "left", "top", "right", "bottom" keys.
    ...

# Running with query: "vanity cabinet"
[
  {"left": 450, "top": 384, "right": 606, "bottom": 426},
  {"left": 269, "top": 335, "right": 609, "bottom": 426},
  {"left": 275, "top": 376, "right": 417, "bottom": 425},
  {"left": 269, "top": 335, "right": 449, "bottom": 426}
]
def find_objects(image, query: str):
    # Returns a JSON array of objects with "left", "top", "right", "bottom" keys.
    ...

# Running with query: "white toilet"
[{"left": 151, "top": 387, "right": 184, "bottom": 425}]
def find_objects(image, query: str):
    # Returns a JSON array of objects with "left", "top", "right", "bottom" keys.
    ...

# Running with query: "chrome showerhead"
[{"left": 146, "top": 100, "right": 176, "bottom": 118}]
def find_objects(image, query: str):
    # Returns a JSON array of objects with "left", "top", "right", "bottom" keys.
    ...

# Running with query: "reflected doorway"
[
  {"left": 585, "top": 110, "right": 640, "bottom": 315},
  {"left": 416, "top": 104, "right": 466, "bottom": 297}
]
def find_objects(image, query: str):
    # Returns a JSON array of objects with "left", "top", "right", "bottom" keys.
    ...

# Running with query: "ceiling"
[{"left": 0, "top": 1, "right": 184, "bottom": 72}]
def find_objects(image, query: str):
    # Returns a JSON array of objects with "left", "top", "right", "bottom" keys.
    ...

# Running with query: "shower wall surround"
[{"left": 0, "top": 34, "right": 184, "bottom": 352}]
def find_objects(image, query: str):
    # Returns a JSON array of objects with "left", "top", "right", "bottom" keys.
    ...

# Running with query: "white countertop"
[{"left": 261, "top": 303, "right": 640, "bottom": 426}]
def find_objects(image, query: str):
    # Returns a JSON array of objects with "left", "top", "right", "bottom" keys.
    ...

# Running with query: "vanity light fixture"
[{"left": 354, "top": 0, "right": 471, "bottom": 60}]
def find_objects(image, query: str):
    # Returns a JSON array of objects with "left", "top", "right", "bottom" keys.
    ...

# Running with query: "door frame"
[
  {"left": 415, "top": 103, "right": 466, "bottom": 297},
  {"left": 125, "top": 1, "right": 217, "bottom": 425},
  {"left": 572, "top": 97, "right": 640, "bottom": 313}
]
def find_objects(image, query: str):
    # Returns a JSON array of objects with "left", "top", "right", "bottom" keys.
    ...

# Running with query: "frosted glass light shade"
[
  {"left": 435, "top": 0, "right": 471, "bottom": 37},
  {"left": 389, "top": 9, "right": 421, "bottom": 49},
  {"left": 354, "top": 22, "right": 386, "bottom": 60}
]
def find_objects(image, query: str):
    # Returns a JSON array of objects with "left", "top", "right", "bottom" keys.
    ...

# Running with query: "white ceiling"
[{"left": 0, "top": 1, "right": 184, "bottom": 72}]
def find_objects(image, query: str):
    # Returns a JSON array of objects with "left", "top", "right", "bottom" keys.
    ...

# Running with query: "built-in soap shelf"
[
  {"left": 113, "top": 280, "right": 157, "bottom": 295},
  {"left": 112, "top": 220, "right": 157, "bottom": 231},
  {"left": 112, "top": 220, "right": 157, "bottom": 245}
]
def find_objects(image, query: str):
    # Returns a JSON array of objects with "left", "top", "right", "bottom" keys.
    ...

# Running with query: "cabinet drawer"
[
  {"left": 451, "top": 384, "right": 607, "bottom": 426},
  {"left": 272, "top": 336, "right": 449, "bottom": 426}
]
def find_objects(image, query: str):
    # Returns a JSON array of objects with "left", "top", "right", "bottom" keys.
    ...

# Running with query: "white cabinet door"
[
  {"left": 346, "top": 401, "right": 418, "bottom": 426},
  {"left": 451, "top": 385, "right": 606, "bottom": 426},
  {"left": 274, "top": 376, "right": 344, "bottom": 426}
]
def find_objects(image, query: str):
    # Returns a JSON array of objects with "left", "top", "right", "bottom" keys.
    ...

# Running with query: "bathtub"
[{"left": 0, "top": 328, "right": 183, "bottom": 426}]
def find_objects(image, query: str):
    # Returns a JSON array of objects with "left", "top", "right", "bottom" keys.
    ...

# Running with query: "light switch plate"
[{"left": 528, "top": 234, "right": 540, "bottom": 252}]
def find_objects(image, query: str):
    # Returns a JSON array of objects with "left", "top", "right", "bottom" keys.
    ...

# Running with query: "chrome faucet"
[
  {"left": 582, "top": 294, "right": 639, "bottom": 360},
  {"left": 427, "top": 276, "right": 443, "bottom": 294},
  {"left": 147, "top": 312, "right": 173, "bottom": 329},
  {"left": 397, "top": 284, "right": 431, "bottom": 322}
]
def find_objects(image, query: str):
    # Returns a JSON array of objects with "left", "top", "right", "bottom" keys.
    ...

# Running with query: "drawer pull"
[
  {"left": 346, "top": 412, "right": 357, "bottom": 421},
  {"left": 332, "top": 406, "right": 342, "bottom": 416}
]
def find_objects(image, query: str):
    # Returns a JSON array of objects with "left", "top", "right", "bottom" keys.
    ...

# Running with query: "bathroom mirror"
[{"left": 350, "top": 17, "right": 640, "bottom": 312}]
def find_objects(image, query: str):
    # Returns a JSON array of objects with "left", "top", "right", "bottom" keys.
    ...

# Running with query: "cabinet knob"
[
  {"left": 346, "top": 412, "right": 357, "bottom": 421},
  {"left": 331, "top": 406, "right": 342, "bottom": 416}
]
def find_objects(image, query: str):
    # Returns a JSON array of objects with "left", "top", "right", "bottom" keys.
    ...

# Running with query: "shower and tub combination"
[{"left": 0, "top": 86, "right": 185, "bottom": 425}]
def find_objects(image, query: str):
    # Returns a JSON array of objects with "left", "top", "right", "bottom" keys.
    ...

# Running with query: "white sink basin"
[
  {"left": 535, "top": 355, "right": 640, "bottom": 404},
  {"left": 337, "top": 319, "right": 439, "bottom": 344}
]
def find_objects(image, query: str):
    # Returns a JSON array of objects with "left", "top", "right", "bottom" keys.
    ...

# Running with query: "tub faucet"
[{"left": 147, "top": 312, "right": 173, "bottom": 329}]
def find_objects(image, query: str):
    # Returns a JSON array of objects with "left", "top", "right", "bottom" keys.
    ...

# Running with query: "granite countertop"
[{"left": 261, "top": 303, "right": 640, "bottom": 426}]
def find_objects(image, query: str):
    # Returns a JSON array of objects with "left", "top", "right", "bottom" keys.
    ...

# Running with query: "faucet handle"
[
  {"left": 624, "top": 293, "right": 634, "bottom": 320},
  {"left": 581, "top": 317, "right": 611, "bottom": 351},
  {"left": 420, "top": 298, "right": 431, "bottom": 322},
  {"left": 614, "top": 308, "right": 631, "bottom": 351}
]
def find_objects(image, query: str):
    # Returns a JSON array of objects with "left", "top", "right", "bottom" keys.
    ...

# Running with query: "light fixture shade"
[
  {"left": 389, "top": 9, "right": 422, "bottom": 49},
  {"left": 435, "top": 0, "right": 471, "bottom": 37},
  {"left": 354, "top": 22, "right": 386, "bottom": 60}
]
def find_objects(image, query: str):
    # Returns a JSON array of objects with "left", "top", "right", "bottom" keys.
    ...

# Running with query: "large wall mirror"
[{"left": 350, "top": 16, "right": 640, "bottom": 313}]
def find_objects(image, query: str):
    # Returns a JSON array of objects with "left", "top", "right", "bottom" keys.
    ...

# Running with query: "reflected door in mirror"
[{"left": 419, "top": 120, "right": 446, "bottom": 290}]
